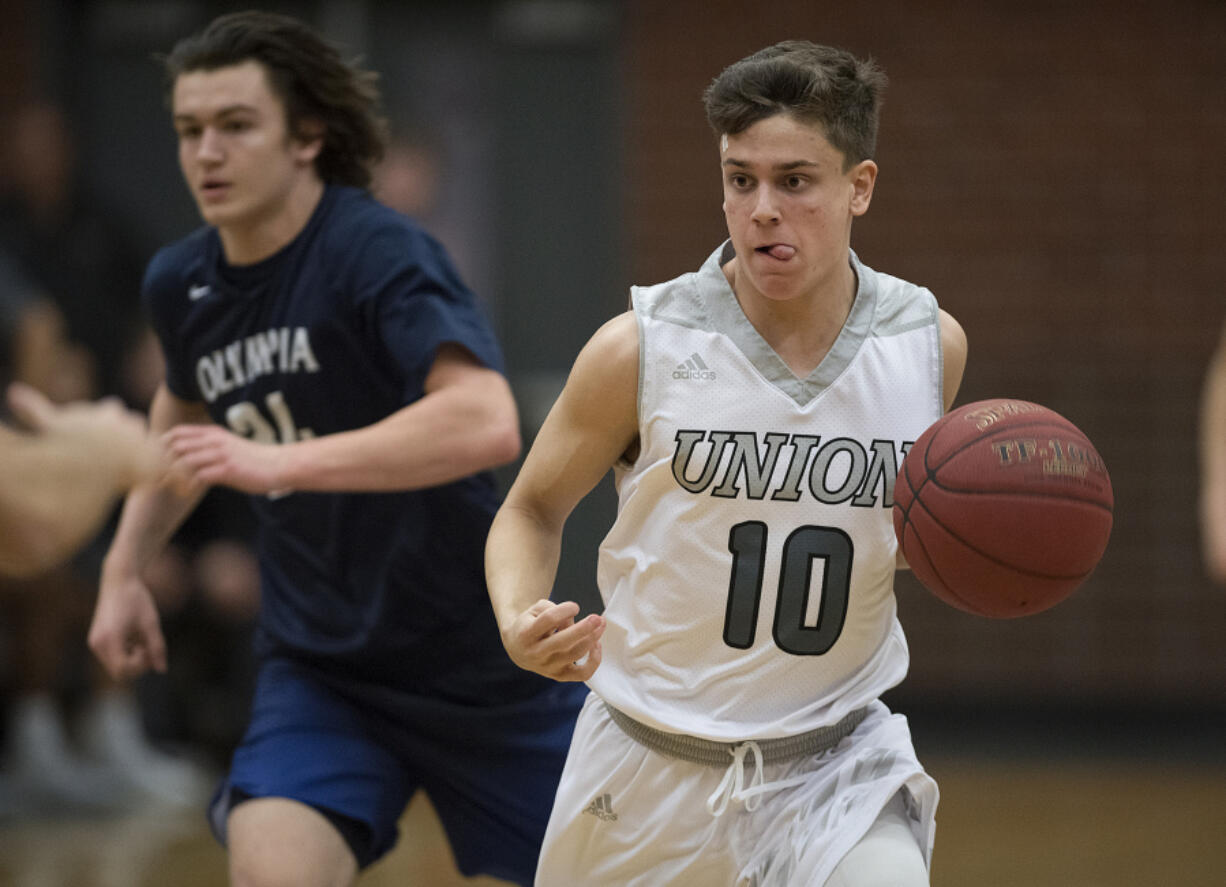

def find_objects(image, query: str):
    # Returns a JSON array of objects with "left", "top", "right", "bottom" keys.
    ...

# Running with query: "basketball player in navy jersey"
[
  {"left": 87, "top": 11, "right": 584, "bottom": 886},
  {"left": 487, "top": 43, "right": 968, "bottom": 885}
]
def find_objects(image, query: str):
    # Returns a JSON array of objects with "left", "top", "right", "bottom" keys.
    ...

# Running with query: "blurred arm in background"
[
  {"left": 0, "top": 382, "right": 164, "bottom": 578},
  {"left": 1200, "top": 323, "right": 1226, "bottom": 584}
]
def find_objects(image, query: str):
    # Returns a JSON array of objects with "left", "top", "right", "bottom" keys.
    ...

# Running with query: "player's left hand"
[
  {"left": 163, "top": 423, "right": 288, "bottom": 495},
  {"left": 502, "top": 599, "right": 605, "bottom": 682}
]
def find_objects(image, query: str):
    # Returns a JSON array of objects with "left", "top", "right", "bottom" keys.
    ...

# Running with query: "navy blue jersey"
[{"left": 145, "top": 186, "right": 539, "bottom": 702}]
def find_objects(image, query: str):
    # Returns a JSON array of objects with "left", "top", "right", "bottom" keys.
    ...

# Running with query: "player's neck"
[
  {"left": 727, "top": 256, "right": 857, "bottom": 378},
  {"left": 217, "top": 176, "right": 325, "bottom": 267}
]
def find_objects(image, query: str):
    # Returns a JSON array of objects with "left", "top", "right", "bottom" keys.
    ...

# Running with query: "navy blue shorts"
[{"left": 208, "top": 656, "right": 586, "bottom": 885}]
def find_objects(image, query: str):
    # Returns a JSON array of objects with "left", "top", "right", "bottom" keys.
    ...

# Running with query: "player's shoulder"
[
  {"left": 564, "top": 312, "right": 638, "bottom": 411},
  {"left": 582, "top": 311, "right": 638, "bottom": 365},
  {"left": 316, "top": 186, "right": 454, "bottom": 284},
  {"left": 630, "top": 242, "right": 731, "bottom": 327},
  {"left": 566, "top": 310, "right": 639, "bottom": 433},
  {"left": 318, "top": 186, "right": 436, "bottom": 256},
  {"left": 852, "top": 252, "right": 939, "bottom": 336},
  {"left": 143, "top": 226, "right": 212, "bottom": 310},
  {"left": 631, "top": 262, "right": 711, "bottom": 317}
]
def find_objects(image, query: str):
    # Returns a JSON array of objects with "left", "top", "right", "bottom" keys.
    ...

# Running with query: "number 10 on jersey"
[{"left": 724, "top": 522, "right": 853, "bottom": 656}]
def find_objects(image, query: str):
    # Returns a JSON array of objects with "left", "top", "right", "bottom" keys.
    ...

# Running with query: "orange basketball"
[{"left": 893, "top": 399, "right": 1113, "bottom": 618}]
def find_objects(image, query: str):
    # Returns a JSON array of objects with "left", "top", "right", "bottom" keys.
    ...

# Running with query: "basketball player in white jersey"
[{"left": 486, "top": 41, "right": 968, "bottom": 886}]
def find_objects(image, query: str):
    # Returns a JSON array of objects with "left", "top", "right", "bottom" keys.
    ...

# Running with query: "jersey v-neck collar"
[{"left": 694, "top": 241, "right": 876, "bottom": 407}]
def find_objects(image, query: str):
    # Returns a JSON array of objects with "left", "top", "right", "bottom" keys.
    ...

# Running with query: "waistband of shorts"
[{"left": 603, "top": 703, "right": 868, "bottom": 766}]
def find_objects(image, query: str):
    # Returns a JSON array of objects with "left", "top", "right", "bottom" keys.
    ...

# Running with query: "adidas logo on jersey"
[
  {"left": 673, "top": 352, "right": 716, "bottom": 381},
  {"left": 583, "top": 792, "right": 618, "bottom": 821}
]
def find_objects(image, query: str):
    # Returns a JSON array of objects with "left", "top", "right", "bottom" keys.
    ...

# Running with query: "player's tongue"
[{"left": 760, "top": 244, "right": 796, "bottom": 260}]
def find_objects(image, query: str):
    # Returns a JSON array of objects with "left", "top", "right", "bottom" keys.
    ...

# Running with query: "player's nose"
[
  {"left": 195, "top": 126, "right": 225, "bottom": 163},
  {"left": 750, "top": 186, "right": 781, "bottom": 222}
]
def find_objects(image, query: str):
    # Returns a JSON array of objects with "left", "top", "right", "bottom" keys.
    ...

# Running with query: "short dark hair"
[
  {"left": 162, "top": 10, "right": 387, "bottom": 188},
  {"left": 703, "top": 41, "right": 887, "bottom": 169}
]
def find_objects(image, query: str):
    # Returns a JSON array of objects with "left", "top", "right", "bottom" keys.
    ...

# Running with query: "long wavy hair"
[{"left": 162, "top": 10, "right": 387, "bottom": 188}]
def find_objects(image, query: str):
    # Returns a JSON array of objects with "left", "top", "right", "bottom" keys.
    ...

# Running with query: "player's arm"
[
  {"left": 1200, "top": 325, "right": 1226, "bottom": 584},
  {"left": 898, "top": 309, "right": 968, "bottom": 571},
  {"left": 939, "top": 308, "right": 967, "bottom": 412},
  {"left": 485, "top": 312, "right": 640, "bottom": 681},
  {"left": 0, "top": 383, "right": 165, "bottom": 578},
  {"left": 162, "top": 343, "right": 520, "bottom": 495},
  {"left": 91, "top": 382, "right": 210, "bottom": 679}
]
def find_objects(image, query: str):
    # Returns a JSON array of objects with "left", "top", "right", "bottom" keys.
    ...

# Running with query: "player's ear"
[
  {"left": 293, "top": 118, "right": 325, "bottom": 166},
  {"left": 848, "top": 159, "right": 877, "bottom": 217}
]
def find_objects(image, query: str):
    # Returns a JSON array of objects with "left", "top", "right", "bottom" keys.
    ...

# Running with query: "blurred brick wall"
[
  {"left": 0, "top": 2, "right": 32, "bottom": 115},
  {"left": 623, "top": 0, "right": 1226, "bottom": 709}
]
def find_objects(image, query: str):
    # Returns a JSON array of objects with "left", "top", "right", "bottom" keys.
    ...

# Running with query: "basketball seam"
[
  {"left": 904, "top": 495, "right": 1101, "bottom": 582},
  {"left": 914, "top": 484, "right": 1114, "bottom": 513},
  {"left": 897, "top": 470, "right": 992, "bottom": 614},
  {"left": 902, "top": 520, "right": 984, "bottom": 614}
]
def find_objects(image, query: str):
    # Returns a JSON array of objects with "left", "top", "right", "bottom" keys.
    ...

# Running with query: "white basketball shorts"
[{"left": 535, "top": 693, "right": 937, "bottom": 887}]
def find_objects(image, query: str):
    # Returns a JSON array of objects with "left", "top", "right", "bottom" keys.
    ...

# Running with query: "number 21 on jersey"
[
  {"left": 225, "top": 391, "right": 315, "bottom": 444},
  {"left": 225, "top": 391, "right": 313, "bottom": 499}
]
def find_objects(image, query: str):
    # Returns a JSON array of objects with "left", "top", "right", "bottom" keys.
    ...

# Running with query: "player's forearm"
[
  {"left": 102, "top": 383, "right": 207, "bottom": 580},
  {"left": 277, "top": 378, "right": 520, "bottom": 492},
  {"left": 101, "top": 481, "right": 204, "bottom": 581},
  {"left": 485, "top": 501, "right": 566, "bottom": 632}
]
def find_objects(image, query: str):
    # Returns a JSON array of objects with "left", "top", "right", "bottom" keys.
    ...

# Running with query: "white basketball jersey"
[{"left": 587, "top": 242, "right": 944, "bottom": 741}]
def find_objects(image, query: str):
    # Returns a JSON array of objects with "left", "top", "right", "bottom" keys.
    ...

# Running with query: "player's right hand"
[
  {"left": 501, "top": 599, "right": 605, "bottom": 682},
  {"left": 88, "top": 572, "right": 168, "bottom": 680}
]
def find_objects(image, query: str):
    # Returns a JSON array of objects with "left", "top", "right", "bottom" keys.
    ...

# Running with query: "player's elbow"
[
  {"left": 482, "top": 411, "right": 522, "bottom": 469},
  {"left": 445, "top": 394, "right": 520, "bottom": 475},
  {"left": 497, "top": 421, "right": 523, "bottom": 466},
  {"left": 467, "top": 374, "right": 521, "bottom": 469}
]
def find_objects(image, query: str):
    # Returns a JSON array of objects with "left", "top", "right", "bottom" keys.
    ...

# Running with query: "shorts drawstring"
[
  {"left": 707, "top": 740, "right": 821, "bottom": 817},
  {"left": 707, "top": 739, "right": 764, "bottom": 816}
]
